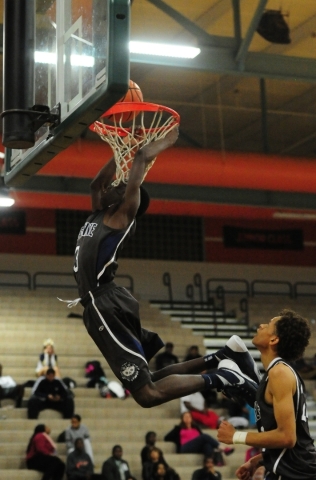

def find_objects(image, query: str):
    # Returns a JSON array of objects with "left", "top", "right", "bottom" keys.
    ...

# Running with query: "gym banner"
[
  {"left": 0, "top": 211, "right": 26, "bottom": 234},
  {"left": 223, "top": 226, "right": 303, "bottom": 250}
]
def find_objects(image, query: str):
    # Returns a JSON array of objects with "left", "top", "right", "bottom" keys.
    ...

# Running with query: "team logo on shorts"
[{"left": 120, "top": 362, "right": 140, "bottom": 382}]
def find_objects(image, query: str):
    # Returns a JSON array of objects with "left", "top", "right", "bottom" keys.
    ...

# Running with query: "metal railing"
[{"left": 0, "top": 270, "right": 31, "bottom": 289}]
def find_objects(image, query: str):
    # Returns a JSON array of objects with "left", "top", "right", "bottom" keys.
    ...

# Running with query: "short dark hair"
[
  {"left": 203, "top": 456, "right": 214, "bottom": 464},
  {"left": 72, "top": 414, "right": 81, "bottom": 422},
  {"left": 275, "top": 309, "right": 311, "bottom": 361},
  {"left": 74, "top": 437, "right": 84, "bottom": 447},
  {"left": 145, "top": 431, "right": 156, "bottom": 442},
  {"left": 165, "top": 342, "right": 173, "bottom": 349},
  {"left": 112, "top": 445, "right": 122, "bottom": 454},
  {"left": 46, "top": 368, "right": 55, "bottom": 375}
]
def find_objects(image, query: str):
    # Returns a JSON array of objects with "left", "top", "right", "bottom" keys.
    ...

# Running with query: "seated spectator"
[
  {"left": 65, "top": 414, "right": 94, "bottom": 463},
  {"left": 141, "top": 431, "right": 158, "bottom": 465},
  {"left": 36, "top": 338, "right": 61, "bottom": 378},
  {"left": 102, "top": 445, "right": 137, "bottom": 480},
  {"left": 66, "top": 437, "right": 103, "bottom": 480},
  {"left": 155, "top": 343, "right": 179, "bottom": 371},
  {"left": 0, "top": 363, "right": 24, "bottom": 408},
  {"left": 191, "top": 456, "right": 222, "bottom": 480},
  {"left": 294, "top": 357, "right": 316, "bottom": 380},
  {"left": 153, "top": 462, "right": 180, "bottom": 480},
  {"left": 142, "top": 447, "right": 168, "bottom": 480},
  {"left": 184, "top": 346, "right": 202, "bottom": 362},
  {"left": 164, "top": 412, "right": 234, "bottom": 458},
  {"left": 180, "top": 392, "right": 219, "bottom": 429},
  {"left": 220, "top": 397, "right": 249, "bottom": 429},
  {"left": 28, "top": 367, "right": 74, "bottom": 419},
  {"left": 245, "top": 446, "right": 261, "bottom": 463},
  {"left": 26, "top": 423, "right": 65, "bottom": 480}
]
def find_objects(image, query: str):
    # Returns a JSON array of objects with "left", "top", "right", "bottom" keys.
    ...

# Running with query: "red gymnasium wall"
[
  {"left": 204, "top": 218, "right": 316, "bottom": 266},
  {"left": 0, "top": 208, "right": 315, "bottom": 266},
  {"left": 0, "top": 209, "right": 56, "bottom": 255}
]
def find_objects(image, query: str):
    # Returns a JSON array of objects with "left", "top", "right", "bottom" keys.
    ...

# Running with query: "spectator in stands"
[
  {"left": 142, "top": 446, "right": 168, "bottom": 480},
  {"left": 155, "top": 343, "right": 179, "bottom": 371},
  {"left": 26, "top": 423, "right": 65, "bottom": 480},
  {"left": 245, "top": 446, "right": 261, "bottom": 463},
  {"left": 293, "top": 357, "right": 316, "bottom": 380},
  {"left": 66, "top": 437, "right": 103, "bottom": 480},
  {"left": 191, "top": 456, "right": 222, "bottom": 480},
  {"left": 219, "top": 397, "right": 249, "bottom": 429},
  {"left": 0, "top": 363, "right": 24, "bottom": 408},
  {"left": 65, "top": 414, "right": 94, "bottom": 463},
  {"left": 36, "top": 338, "right": 61, "bottom": 378},
  {"left": 184, "top": 346, "right": 202, "bottom": 362},
  {"left": 153, "top": 462, "right": 180, "bottom": 480},
  {"left": 141, "top": 432, "right": 159, "bottom": 465},
  {"left": 164, "top": 412, "right": 234, "bottom": 458},
  {"left": 180, "top": 392, "right": 219, "bottom": 429},
  {"left": 102, "top": 445, "right": 137, "bottom": 480},
  {"left": 27, "top": 367, "right": 74, "bottom": 419}
]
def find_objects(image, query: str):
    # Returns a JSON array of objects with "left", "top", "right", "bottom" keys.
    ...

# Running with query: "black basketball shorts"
[{"left": 81, "top": 283, "right": 164, "bottom": 393}]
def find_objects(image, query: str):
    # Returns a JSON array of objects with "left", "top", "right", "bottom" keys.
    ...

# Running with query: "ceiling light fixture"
[
  {"left": 129, "top": 41, "right": 201, "bottom": 59},
  {"left": 34, "top": 41, "right": 201, "bottom": 66},
  {"left": 0, "top": 178, "right": 15, "bottom": 207}
]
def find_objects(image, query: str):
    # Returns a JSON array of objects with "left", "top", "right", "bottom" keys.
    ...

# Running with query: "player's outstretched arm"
[
  {"left": 90, "top": 156, "right": 117, "bottom": 211},
  {"left": 122, "top": 127, "right": 179, "bottom": 221},
  {"left": 218, "top": 364, "right": 297, "bottom": 449}
]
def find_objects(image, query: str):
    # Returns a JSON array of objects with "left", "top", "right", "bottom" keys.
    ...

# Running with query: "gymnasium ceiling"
[{"left": 3, "top": 0, "right": 316, "bottom": 219}]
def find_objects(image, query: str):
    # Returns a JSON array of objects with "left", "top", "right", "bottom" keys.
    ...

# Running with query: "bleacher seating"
[{"left": 0, "top": 286, "right": 251, "bottom": 480}]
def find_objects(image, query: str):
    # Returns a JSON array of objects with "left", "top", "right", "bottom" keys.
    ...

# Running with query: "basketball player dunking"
[
  {"left": 218, "top": 309, "right": 316, "bottom": 480},
  {"left": 68, "top": 127, "right": 263, "bottom": 408}
]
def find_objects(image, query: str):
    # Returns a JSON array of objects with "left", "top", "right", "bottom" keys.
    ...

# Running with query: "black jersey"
[
  {"left": 254, "top": 357, "right": 316, "bottom": 479},
  {"left": 73, "top": 210, "right": 135, "bottom": 298}
]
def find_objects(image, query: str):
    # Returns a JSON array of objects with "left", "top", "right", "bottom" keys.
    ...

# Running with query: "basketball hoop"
[{"left": 90, "top": 102, "right": 180, "bottom": 186}]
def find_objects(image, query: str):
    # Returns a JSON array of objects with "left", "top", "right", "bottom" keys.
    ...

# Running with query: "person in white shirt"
[
  {"left": 180, "top": 392, "right": 219, "bottom": 429},
  {"left": 65, "top": 414, "right": 94, "bottom": 463}
]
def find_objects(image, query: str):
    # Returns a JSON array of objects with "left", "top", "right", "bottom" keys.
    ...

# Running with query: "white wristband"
[{"left": 233, "top": 431, "right": 248, "bottom": 444}]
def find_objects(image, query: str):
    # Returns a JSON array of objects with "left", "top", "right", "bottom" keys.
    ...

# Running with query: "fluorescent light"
[
  {"left": 0, "top": 196, "right": 15, "bottom": 207},
  {"left": 130, "top": 41, "right": 201, "bottom": 59},
  {"left": 34, "top": 40, "right": 201, "bottom": 66},
  {"left": 70, "top": 54, "right": 94, "bottom": 67},
  {"left": 273, "top": 212, "right": 316, "bottom": 220},
  {"left": 34, "top": 51, "right": 95, "bottom": 67},
  {"left": 0, "top": 178, "right": 15, "bottom": 207},
  {"left": 35, "top": 51, "right": 56, "bottom": 64}
]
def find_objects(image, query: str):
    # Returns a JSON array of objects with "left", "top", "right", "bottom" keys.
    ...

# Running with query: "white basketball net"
[{"left": 93, "top": 106, "right": 178, "bottom": 186}]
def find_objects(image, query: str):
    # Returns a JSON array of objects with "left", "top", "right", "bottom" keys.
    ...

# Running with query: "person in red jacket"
[{"left": 26, "top": 424, "right": 65, "bottom": 480}]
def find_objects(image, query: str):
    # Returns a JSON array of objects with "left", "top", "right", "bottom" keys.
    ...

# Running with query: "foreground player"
[
  {"left": 218, "top": 309, "right": 316, "bottom": 480},
  {"left": 70, "top": 128, "right": 260, "bottom": 407}
]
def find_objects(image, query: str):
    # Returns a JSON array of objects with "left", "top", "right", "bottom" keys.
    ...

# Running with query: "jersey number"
[{"left": 74, "top": 246, "right": 80, "bottom": 273}]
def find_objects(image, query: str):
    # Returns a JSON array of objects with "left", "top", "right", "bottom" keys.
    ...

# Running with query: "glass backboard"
[{"left": 3, "top": 0, "right": 130, "bottom": 187}]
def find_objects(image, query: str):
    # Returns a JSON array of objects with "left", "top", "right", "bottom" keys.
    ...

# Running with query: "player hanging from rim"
[
  {"left": 68, "top": 126, "right": 261, "bottom": 408},
  {"left": 217, "top": 309, "right": 316, "bottom": 480}
]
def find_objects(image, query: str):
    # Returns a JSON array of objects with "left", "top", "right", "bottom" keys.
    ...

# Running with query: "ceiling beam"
[
  {"left": 231, "top": 0, "right": 242, "bottom": 47},
  {"left": 146, "top": 0, "right": 225, "bottom": 47},
  {"left": 131, "top": 45, "right": 316, "bottom": 83},
  {"left": 235, "top": 0, "right": 268, "bottom": 69}
]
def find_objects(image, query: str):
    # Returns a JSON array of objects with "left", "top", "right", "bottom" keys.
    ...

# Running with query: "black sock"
[
  {"left": 201, "top": 373, "right": 223, "bottom": 389},
  {"left": 203, "top": 351, "right": 224, "bottom": 370}
]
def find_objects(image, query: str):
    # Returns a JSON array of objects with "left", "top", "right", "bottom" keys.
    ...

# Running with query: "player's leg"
[
  {"left": 132, "top": 360, "right": 258, "bottom": 408},
  {"left": 82, "top": 291, "right": 257, "bottom": 408},
  {"left": 151, "top": 356, "right": 209, "bottom": 381},
  {"left": 152, "top": 335, "right": 261, "bottom": 385}
]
